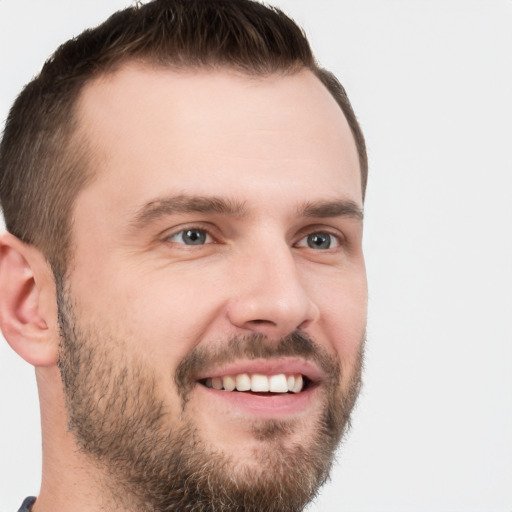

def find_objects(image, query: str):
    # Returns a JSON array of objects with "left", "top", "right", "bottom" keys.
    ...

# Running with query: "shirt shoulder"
[{"left": 17, "top": 497, "right": 36, "bottom": 512}]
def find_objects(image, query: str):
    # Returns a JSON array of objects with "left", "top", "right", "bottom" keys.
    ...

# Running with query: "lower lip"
[{"left": 195, "top": 383, "right": 318, "bottom": 418}]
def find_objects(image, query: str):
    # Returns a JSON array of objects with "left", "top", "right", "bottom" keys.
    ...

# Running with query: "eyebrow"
[
  {"left": 131, "top": 194, "right": 247, "bottom": 228},
  {"left": 131, "top": 194, "right": 363, "bottom": 229},
  {"left": 300, "top": 199, "right": 364, "bottom": 221}
]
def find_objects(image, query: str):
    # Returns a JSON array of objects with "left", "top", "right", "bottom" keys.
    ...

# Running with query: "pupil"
[
  {"left": 184, "top": 229, "right": 206, "bottom": 245},
  {"left": 308, "top": 233, "right": 330, "bottom": 249}
]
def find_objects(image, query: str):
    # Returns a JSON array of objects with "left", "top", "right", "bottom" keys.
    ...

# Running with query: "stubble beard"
[{"left": 56, "top": 285, "right": 364, "bottom": 512}]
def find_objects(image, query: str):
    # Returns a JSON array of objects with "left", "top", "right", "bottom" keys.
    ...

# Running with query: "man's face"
[{"left": 58, "top": 64, "right": 367, "bottom": 510}]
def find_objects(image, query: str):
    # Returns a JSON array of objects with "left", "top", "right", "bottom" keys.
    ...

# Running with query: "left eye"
[
  {"left": 296, "top": 232, "right": 340, "bottom": 250},
  {"left": 167, "top": 228, "right": 212, "bottom": 245}
]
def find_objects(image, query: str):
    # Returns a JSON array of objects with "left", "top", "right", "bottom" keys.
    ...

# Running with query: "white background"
[{"left": 1, "top": 1, "right": 511, "bottom": 511}]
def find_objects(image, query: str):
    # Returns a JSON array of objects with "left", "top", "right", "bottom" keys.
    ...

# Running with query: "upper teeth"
[{"left": 204, "top": 373, "right": 304, "bottom": 393}]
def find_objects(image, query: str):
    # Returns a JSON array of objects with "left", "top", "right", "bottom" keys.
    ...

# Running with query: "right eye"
[{"left": 166, "top": 228, "right": 213, "bottom": 245}]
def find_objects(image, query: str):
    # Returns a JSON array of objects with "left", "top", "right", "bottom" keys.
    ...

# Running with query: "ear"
[{"left": 0, "top": 231, "right": 59, "bottom": 366}]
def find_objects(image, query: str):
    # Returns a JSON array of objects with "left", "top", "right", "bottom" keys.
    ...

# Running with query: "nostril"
[
  {"left": 251, "top": 319, "right": 274, "bottom": 325},
  {"left": 297, "top": 319, "right": 312, "bottom": 330}
]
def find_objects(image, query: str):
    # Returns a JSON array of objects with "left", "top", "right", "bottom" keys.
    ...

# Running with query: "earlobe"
[{"left": 0, "top": 231, "right": 59, "bottom": 367}]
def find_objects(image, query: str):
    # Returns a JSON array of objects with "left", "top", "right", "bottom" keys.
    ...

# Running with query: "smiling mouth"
[{"left": 199, "top": 373, "right": 310, "bottom": 394}]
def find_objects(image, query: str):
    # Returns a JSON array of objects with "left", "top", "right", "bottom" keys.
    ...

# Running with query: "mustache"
[{"left": 174, "top": 331, "right": 341, "bottom": 402}]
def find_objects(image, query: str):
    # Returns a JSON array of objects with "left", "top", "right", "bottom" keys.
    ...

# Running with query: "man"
[{"left": 0, "top": 0, "right": 368, "bottom": 510}]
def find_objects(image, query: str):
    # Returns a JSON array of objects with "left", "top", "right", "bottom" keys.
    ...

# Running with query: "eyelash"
[{"left": 163, "top": 226, "right": 344, "bottom": 251}]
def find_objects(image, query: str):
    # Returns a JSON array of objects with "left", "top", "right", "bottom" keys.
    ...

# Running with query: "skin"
[{"left": 0, "top": 64, "right": 367, "bottom": 511}]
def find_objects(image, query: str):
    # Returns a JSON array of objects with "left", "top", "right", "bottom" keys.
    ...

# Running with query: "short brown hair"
[{"left": 0, "top": 0, "right": 367, "bottom": 278}]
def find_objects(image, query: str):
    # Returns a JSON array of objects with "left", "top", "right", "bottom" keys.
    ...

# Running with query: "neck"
[{"left": 34, "top": 367, "right": 133, "bottom": 512}]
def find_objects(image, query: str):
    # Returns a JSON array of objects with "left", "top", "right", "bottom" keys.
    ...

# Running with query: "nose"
[{"left": 226, "top": 241, "right": 320, "bottom": 339}]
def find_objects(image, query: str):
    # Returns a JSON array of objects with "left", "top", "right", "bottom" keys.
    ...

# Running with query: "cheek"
[
  {"left": 315, "top": 270, "right": 367, "bottom": 360},
  {"left": 102, "top": 271, "right": 228, "bottom": 372}
]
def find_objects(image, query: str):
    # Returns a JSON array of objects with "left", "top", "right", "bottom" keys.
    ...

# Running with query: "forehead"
[{"left": 74, "top": 63, "right": 362, "bottom": 213}]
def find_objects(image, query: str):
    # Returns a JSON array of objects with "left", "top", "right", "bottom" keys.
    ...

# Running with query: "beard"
[{"left": 56, "top": 284, "right": 364, "bottom": 512}]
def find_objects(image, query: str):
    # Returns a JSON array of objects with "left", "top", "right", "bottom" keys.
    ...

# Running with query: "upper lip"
[{"left": 194, "top": 357, "right": 324, "bottom": 384}]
